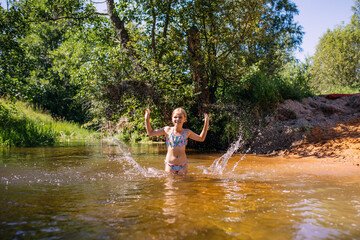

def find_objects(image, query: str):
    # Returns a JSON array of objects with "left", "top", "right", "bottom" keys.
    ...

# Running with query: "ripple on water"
[
  {"left": 2, "top": 141, "right": 360, "bottom": 240},
  {"left": 294, "top": 221, "right": 345, "bottom": 240}
]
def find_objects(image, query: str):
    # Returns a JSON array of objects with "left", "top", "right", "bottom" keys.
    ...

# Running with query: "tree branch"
[
  {"left": 157, "top": 0, "right": 174, "bottom": 61},
  {"left": 151, "top": 0, "right": 157, "bottom": 55},
  {"left": 94, "top": 12, "right": 108, "bottom": 16},
  {"left": 105, "top": 0, "right": 147, "bottom": 73},
  {"left": 162, "top": 0, "right": 173, "bottom": 39}
]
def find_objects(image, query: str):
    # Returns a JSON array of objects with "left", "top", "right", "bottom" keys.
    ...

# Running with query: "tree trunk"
[
  {"left": 105, "top": 0, "right": 146, "bottom": 73},
  {"left": 187, "top": 26, "right": 210, "bottom": 115}
]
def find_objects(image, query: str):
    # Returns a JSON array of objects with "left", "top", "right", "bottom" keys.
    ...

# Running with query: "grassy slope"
[{"left": 0, "top": 99, "right": 96, "bottom": 147}]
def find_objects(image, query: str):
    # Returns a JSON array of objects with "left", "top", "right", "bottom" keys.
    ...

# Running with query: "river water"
[{"left": 1, "top": 141, "right": 360, "bottom": 239}]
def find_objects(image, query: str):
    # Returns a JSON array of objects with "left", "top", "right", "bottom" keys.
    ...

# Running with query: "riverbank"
[
  {"left": 0, "top": 99, "right": 96, "bottom": 147},
  {"left": 252, "top": 94, "right": 360, "bottom": 166},
  {"left": 278, "top": 118, "right": 360, "bottom": 166}
]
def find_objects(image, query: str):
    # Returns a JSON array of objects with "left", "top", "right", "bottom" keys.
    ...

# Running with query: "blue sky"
[
  {"left": 1, "top": 0, "right": 355, "bottom": 61},
  {"left": 294, "top": 0, "right": 354, "bottom": 61}
]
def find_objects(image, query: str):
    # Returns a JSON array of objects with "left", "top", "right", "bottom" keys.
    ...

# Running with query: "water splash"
[
  {"left": 231, "top": 147, "right": 251, "bottom": 172},
  {"left": 204, "top": 131, "right": 246, "bottom": 175},
  {"left": 105, "top": 138, "right": 163, "bottom": 178}
]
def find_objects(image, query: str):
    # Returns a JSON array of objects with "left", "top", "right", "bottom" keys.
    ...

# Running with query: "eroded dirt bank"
[{"left": 252, "top": 94, "right": 360, "bottom": 166}]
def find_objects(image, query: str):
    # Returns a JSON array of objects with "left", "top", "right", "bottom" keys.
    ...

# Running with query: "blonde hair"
[{"left": 172, "top": 108, "right": 187, "bottom": 120}]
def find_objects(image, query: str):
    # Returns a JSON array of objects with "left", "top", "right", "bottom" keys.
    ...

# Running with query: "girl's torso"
[{"left": 165, "top": 127, "right": 188, "bottom": 164}]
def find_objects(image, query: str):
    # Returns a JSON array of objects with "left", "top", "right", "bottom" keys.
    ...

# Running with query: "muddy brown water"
[{"left": 1, "top": 141, "right": 360, "bottom": 239}]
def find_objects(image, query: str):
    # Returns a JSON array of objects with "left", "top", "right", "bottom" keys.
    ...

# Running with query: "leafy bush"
[
  {"left": 222, "top": 64, "right": 313, "bottom": 112},
  {"left": 277, "top": 60, "right": 314, "bottom": 100}
]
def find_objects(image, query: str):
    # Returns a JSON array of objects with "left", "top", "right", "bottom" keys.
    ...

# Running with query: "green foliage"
[
  {"left": 277, "top": 60, "right": 314, "bottom": 100},
  {"left": 311, "top": 3, "right": 360, "bottom": 94},
  {"left": 0, "top": 5, "right": 30, "bottom": 99},
  {"left": 217, "top": 63, "right": 312, "bottom": 111},
  {"left": 99, "top": 0, "right": 304, "bottom": 148},
  {"left": 122, "top": 0, "right": 303, "bottom": 99},
  {"left": 191, "top": 61, "right": 313, "bottom": 150},
  {"left": 239, "top": 66, "right": 282, "bottom": 110},
  {"left": 1, "top": 0, "right": 307, "bottom": 149},
  {"left": 0, "top": 99, "right": 95, "bottom": 147},
  {"left": 1, "top": 0, "right": 99, "bottom": 122}
]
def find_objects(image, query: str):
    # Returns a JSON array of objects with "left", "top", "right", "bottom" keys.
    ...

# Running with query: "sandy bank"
[{"left": 251, "top": 94, "right": 360, "bottom": 166}]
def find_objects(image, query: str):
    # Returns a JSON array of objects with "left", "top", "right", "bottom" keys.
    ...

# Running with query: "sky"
[
  {"left": 293, "top": 0, "right": 354, "bottom": 61},
  {"left": 0, "top": 0, "right": 355, "bottom": 61}
]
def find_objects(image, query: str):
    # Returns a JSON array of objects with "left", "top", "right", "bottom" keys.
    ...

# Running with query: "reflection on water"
[{"left": 1, "top": 141, "right": 360, "bottom": 239}]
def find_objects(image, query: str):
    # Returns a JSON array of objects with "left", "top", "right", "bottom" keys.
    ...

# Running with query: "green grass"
[
  {"left": 314, "top": 84, "right": 359, "bottom": 95},
  {"left": 0, "top": 98, "right": 97, "bottom": 147}
]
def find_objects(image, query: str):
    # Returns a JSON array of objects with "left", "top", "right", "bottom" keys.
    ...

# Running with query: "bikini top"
[{"left": 166, "top": 129, "right": 188, "bottom": 147}]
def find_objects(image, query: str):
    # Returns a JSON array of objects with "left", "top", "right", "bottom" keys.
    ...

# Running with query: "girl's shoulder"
[
  {"left": 183, "top": 128, "right": 191, "bottom": 136},
  {"left": 164, "top": 126, "right": 172, "bottom": 134}
]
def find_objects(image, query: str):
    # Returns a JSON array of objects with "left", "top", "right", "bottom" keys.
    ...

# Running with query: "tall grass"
[{"left": 0, "top": 99, "right": 96, "bottom": 147}]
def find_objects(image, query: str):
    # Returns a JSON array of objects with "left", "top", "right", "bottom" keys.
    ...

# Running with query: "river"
[{"left": 1, "top": 141, "right": 360, "bottom": 239}]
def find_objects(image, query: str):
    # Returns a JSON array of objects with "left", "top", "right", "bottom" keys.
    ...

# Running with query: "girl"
[{"left": 145, "top": 107, "right": 209, "bottom": 175}]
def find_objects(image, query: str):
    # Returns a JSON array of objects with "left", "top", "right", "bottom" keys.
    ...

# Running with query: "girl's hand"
[
  {"left": 145, "top": 108, "right": 150, "bottom": 120},
  {"left": 204, "top": 113, "right": 209, "bottom": 125}
]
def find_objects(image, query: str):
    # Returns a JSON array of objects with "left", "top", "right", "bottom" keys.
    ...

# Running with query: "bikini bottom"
[{"left": 165, "top": 160, "right": 188, "bottom": 171}]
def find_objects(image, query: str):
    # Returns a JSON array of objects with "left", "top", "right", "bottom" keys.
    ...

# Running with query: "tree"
[
  {"left": 104, "top": 0, "right": 303, "bottom": 113},
  {"left": 311, "top": 0, "right": 360, "bottom": 93},
  {"left": 1, "top": 0, "right": 305, "bottom": 147},
  {"left": 0, "top": 0, "right": 108, "bottom": 122},
  {"left": 0, "top": 5, "right": 29, "bottom": 98}
]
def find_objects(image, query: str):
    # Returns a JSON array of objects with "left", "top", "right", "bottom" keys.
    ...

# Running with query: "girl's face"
[{"left": 172, "top": 111, "right": 186, "bottom": 126}]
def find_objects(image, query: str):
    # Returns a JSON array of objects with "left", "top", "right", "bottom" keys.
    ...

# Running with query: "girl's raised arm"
[
  {"left": 188, "top": 113, "right": 209, "bottom": 142},
  {"left": 145, "top": 108, "right": 165, "bottom": 137}
]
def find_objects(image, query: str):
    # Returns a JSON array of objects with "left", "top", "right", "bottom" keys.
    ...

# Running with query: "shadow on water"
[{"left": 1, "top": 138, "right": 360, "bottom": 239}]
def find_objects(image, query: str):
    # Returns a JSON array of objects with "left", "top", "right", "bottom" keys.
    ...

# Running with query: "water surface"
[{"left": 1, "top": 141, "right": 360, "bottom": 239}]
